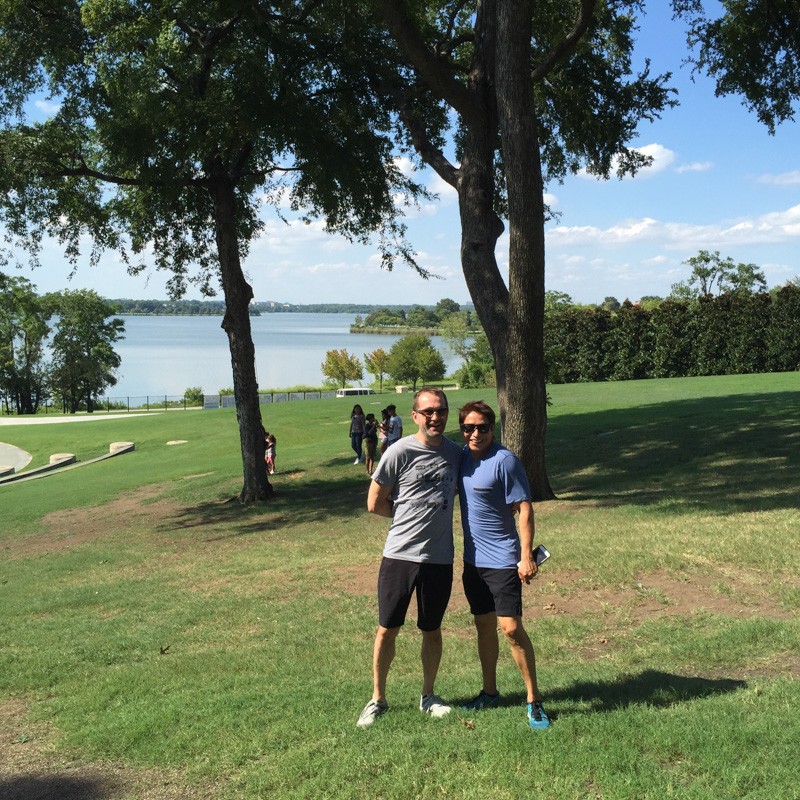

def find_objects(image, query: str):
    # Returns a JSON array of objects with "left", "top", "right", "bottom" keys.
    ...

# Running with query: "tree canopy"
[
  {"left": 675, "top": 0, "right": 800, "bottom": 133},
  {"left": 670, "top": 250, "right": 768, "bottom": 301},
  {"left": 0, "top": 0, "right": 424, "bottom": 501},
  {"left": 388, "top": 334, "right": 445, "bottom": 390}
]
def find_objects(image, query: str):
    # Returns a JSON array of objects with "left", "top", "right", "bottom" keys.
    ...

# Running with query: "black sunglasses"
[
  {"left": 460, "top": 423, "right": 492, "bottom": 434},
  {"left": 414, "top": 407, "right": 449, "bottom": 418}
]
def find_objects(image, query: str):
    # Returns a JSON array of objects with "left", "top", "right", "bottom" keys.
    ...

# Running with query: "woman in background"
[{"left": 350, "top": 404, "right": 366, "bottom": 464}]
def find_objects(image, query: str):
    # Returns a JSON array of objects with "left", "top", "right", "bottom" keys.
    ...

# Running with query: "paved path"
[
  {"left": 0, "top": 441, "right": 32, "bottom": 472},
  {"left": 0, "top": 412, "right": 160, "bottom": 426}
]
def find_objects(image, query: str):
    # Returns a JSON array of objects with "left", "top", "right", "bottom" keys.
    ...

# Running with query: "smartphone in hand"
[{"left": 532, "top": 545, "right": 550, "bottom": 566}]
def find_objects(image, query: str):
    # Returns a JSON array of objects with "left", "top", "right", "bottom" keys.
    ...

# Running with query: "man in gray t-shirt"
[{"left": 356, "top": 388, "right": 461, "bottom": 729}]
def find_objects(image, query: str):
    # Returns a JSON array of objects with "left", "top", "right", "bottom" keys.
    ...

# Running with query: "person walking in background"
[
  {"left": 350, "top": 404, "right": 366, "bottom": 464},
  {"left": 364, "top": 412, "right": 379, "bottom": 475},
  {"left": 357, "top": 387, "right": 461, "bottom": 729},
  {"left": 385, "top": 404, "right": 402, "bottom": 448},
  {"left": 456, "top": 400, "right": 550, "bottom": 730},
  {"left": 265, "top": 434, "right": 277, "bottom": 474}
]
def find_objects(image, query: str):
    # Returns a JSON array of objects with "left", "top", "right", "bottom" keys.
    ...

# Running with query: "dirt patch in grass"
[
  {"left": 331, "top": 563, "right": 796, "bottom": 625},
  {"left": 4, "top": 486, "right": 185, "bottom": 560},
  {"left": 0, "top": 699, "right": 217, "bottom": 800}
]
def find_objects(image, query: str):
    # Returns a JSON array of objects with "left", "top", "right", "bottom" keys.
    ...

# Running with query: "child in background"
[
  {"left": 364, "top": 413, "right": 378, "bottom": 475},
  {"left": 266, "top": 434, "right": 277, "bottom": 474}
]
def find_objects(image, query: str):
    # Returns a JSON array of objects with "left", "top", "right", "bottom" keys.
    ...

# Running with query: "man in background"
[{"left": 385, "top": 403, "right": 402, "bottom": 447}]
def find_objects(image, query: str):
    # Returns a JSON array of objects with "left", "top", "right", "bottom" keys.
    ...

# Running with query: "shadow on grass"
[
  {"left": 162, "top": 473, "right": 372, "bottom": 537},
  {"left": 483, "top": 669, "right": 746, "bottom": 717},
  {"left": 547, "top": 391, "right": 800, "bottom": 514},
  {"left": 0, "top": 774, "right": 111, "bottom": 800}
]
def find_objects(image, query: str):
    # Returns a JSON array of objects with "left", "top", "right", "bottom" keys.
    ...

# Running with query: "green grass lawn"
[{"left": 1, "top": 373, "right": 799, "bottom": 799}]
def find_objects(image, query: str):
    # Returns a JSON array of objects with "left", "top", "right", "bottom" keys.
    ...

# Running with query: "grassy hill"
[{"left": 1, "top": 373, "right": 798, "bottom": 798}]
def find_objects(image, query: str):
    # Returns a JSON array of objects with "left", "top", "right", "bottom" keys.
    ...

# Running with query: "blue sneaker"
[
  {"left": 461, "top": 690, "right": 501, "bottom": 711},
  {"left": 527, "top": 700, "right": 550, "bottom": 730}
]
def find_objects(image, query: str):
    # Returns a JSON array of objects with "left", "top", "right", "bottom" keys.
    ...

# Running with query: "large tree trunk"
[
  {"left": 456, "top": 0, "right": 554, "bottom": 500},
  {"left": 495, "top": 0, "right": 555, "bottom": 500},
  {"left": 208, "top": 175, "right": 272, "bottom": 503}
]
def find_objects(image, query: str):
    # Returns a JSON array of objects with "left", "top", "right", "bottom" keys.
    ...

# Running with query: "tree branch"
[
  {"left": 531, "top": 0, "right": 597, "bottom": 83},
  {"left": 372, "top": 0, "right": 479, "bottom": 123}
]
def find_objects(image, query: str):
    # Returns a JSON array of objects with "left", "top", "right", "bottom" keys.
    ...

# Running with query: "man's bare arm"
[
  {"left": 512, "top": 499, "right": 538, "bottom": 583},
  {"left": 368, "top": 480, "right": 394, "bottom": 518}
]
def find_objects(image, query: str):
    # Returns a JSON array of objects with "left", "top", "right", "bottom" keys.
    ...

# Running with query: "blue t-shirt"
[{"left": 458, "top": 443, "right": 531, "bottom": 568}]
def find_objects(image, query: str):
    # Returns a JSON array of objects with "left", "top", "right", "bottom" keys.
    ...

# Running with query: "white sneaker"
[
  {"left": 357, "top": 699, "right": 388, "bottom": 729},
  {"left": 420, "top": 694, "right": 451, "bottom": 718},
  {"left": 354, "top": 457, "right": 360, "bottom": 464}
]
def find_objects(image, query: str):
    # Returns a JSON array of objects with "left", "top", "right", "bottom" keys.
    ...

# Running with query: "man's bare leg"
[
  {"left": 420, "top": 627, "right": 443, "bottom": 696},
  {"left": 498, "top": 615, "right": 540, "bottom": 703},
  {"left": 473, "top": 612, "right": 500, "bottom": 695},
  {"left": 372, "top": 625, "right": 400, "bottom": 702}
]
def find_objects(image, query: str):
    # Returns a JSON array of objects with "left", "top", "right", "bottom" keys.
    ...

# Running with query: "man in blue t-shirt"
[{"left": 456, "top": 400, "right": 550, "bottom": 730}]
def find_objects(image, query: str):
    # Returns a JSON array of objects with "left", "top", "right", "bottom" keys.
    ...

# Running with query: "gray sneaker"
[
  {"left": 357, "top": 699, "right": 388, "bottom": 729},
  {"left": 420, "top": 694, "right": 451, "bottom": 718}
]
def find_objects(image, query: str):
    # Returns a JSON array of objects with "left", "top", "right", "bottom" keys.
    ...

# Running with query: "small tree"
[
  {"left": 454, "top": 334, "right": 495, "bottom": 389},
  {"left": 439, "top": 313, "right": 473, "bottom": 365},
  {"left": 184, "top": 387, "right": 204, "bottom": 406},
  {"left": 0, "top": 274, "right": 52, "bottom": 414},
  {"left": 50, "top": 290, "right": 124, "bottom": 413},
  {"left": 670, "top": 250, "right": 767, "bottom": 300},
  {"left": 321, "top": 349, "right": 363, "bottom": 389},
  {"left": 388, "top": 334, "right": 445, "bottom": 391},
  {"left": 364, "top": 348, "right": 391, "bottom": 392}
]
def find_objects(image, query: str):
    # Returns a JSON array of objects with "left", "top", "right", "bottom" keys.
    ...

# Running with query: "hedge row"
[{"left": 544, "top": 285, "right": 800, "bottom": 383}]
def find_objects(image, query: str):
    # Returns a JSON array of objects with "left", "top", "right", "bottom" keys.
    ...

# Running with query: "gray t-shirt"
[{"left": 372, "top": 434, "right": 462, "bottom": 564}]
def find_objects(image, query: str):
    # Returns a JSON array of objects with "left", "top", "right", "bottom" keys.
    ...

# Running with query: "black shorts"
[
  {"left": 462, "top": 562, "right": 523, "bottom": 618},
  {"left": 378, "top": 558, "right": 453, "bottom": 631}
]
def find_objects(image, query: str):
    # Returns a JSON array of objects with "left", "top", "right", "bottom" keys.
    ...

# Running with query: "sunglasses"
[
  {"left": 460, "top": 423, "right": 492, "bottom": 434},
  {"left": 414, "top": 407, "right": 449, "bottom": 418}
]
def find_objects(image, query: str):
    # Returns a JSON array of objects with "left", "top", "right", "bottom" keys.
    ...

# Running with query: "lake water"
[{"left": 107, "top": 313, "right": 465, "bottom": 398}]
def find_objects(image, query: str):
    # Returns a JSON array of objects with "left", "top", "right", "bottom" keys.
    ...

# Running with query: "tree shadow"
[
  {"left": 0, "top": 774, "right": 112, "bottom": 800},
  {"left": 547, "top": 390, "right": 800, "bottom": 514},
  {"left": 469, "top": 669, "right": 746, "bottom": 717},
  {"left": 160, "top": 473, "right": 373, "bottom": 537}
]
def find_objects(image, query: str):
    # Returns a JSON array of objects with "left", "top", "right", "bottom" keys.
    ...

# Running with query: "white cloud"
[
  {"left": 676, "top": 161, "right": 714, "bottom": 173},
  {"left": 547, "top": 204, "right": 800, "bottom": 249},
  {"left": 427, "top": 172, "right": 458, "bottom": 203},
  {"left": 394, "top": 156, "right": 417, "bottom": 177},
  {"left": 34, "top": 99, "right": 61, "bottom": 116},
  {"left": 634, "top": 144, "right": 676, "bottom": 175},
  {"left": 757, "top": 170, "right": 800, "bottom": 186},
  {"left": 579, "top": 143, "right": 677, "bottom": 181}
]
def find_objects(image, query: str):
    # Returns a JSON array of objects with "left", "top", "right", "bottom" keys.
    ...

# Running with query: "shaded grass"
[{"left": 1, "top": 373, "right": 799, "bottom": 798}]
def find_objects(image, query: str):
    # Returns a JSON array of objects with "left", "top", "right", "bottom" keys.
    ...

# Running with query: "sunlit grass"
[{"left": 1, "top": 372, "right": 799, "bottom": 798}]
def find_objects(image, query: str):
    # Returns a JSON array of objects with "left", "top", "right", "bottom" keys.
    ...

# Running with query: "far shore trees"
[{"left": 0, "top": 1, "right": 424, "bottom": 502}]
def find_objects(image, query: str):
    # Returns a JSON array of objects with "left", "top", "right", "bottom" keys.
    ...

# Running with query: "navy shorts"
[
  {"left": 462, "top": 562, "right": 523, "bottom": 618},
  {"left": 378, "top": 558, "right": 453, "bottom": 631}
]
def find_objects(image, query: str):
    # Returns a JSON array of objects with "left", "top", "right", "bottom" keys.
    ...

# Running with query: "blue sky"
[{"left": 10, "top": 4, "right": 800, "bottom": 307}]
